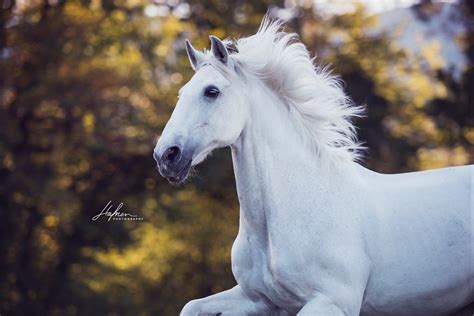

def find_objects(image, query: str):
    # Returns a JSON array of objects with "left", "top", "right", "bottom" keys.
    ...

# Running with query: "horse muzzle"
[{"left": 154, "top": 145, "right": 193, "bottom": 185}]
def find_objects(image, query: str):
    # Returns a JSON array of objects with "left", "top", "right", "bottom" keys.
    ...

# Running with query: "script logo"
[{"left": 92, "top": 200, "right": 144, "bottom": 222}]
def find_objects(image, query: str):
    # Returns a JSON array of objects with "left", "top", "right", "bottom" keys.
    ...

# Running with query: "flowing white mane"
[{"left": 201, "top": 18, "right": 365, "bottom": 162}]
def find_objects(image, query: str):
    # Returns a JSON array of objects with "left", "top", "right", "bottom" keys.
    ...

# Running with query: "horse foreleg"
[{"left": 180, "top": 285, "right": 278, "bottom": 316}]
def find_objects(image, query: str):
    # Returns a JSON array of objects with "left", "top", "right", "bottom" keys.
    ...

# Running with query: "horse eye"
[{"left": 204, "top": 86, "right": 220, "bottom": 99}]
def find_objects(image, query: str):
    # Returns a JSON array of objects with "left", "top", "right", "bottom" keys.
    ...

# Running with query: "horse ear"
[
  {"left": 185, "top": 39, "right": 204, "bottom": 71},
  {"left": 209, "top": 35, "right": 228, "bottom": 65}
]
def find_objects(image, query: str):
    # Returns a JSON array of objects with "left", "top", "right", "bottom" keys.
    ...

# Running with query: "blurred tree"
[{"left": 300, "top": 3, "right": 472, "bottom": 172}]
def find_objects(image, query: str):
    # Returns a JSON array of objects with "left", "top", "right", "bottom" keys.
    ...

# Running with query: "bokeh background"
[{"left": 1, "top": 0, "right": 473, "bottom": 314}]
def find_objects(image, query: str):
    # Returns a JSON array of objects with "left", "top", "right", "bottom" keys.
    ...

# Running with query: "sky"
[{"left": 313, "top": 0, "right": 459, "bottom": 15}]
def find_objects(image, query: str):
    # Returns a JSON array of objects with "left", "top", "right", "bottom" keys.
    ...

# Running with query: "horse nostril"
[{"left": 162, "top": 146, "right": 181, "bottom": 164}]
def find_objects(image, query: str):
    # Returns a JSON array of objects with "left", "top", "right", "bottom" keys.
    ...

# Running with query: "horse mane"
[
  {"left": 234, "top": 17, "right": 365, "bottom": 162},
  {"left": 199, "top": 17, "right": 365, "bottom": 162}
]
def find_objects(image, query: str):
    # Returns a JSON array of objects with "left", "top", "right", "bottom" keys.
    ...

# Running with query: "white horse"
[{"left": 153, "top": 18, "right": 473, "bottom": 316}]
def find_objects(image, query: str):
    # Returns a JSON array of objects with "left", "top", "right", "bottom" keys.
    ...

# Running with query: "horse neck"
[{"left": 230, "top": 82, "right": 335, "bottom": 236}]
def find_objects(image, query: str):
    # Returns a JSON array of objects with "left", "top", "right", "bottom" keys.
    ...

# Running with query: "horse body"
[
  {"left": 153, "top": 17, "right": 473, "bottom": 315},
  {"left": 229, "top": 80, "right": 473, "bottom": 315},
  {"left": 360, "top": 165, "right": 473, "bottom": 315}
]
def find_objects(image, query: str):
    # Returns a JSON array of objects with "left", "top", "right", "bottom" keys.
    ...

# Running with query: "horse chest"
[{"left": 231, "top": 232, "right": 305, "bottom": 312}]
